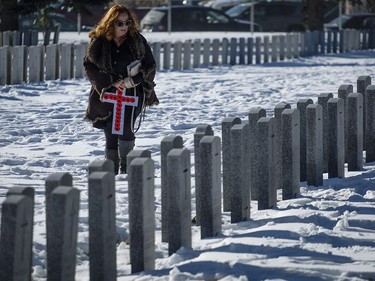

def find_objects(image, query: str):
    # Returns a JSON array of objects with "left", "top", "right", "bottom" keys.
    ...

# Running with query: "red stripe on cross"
[{"left": 102, "top": 89, "right": 139, "bottom": 135}]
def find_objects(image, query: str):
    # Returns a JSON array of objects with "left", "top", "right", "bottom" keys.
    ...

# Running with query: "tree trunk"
[
  {"left": 0, "top": 0, "right": 19, "bottom": 31},
  {"left": 306, "top": 0, "right": 325, "bottom": 31}
]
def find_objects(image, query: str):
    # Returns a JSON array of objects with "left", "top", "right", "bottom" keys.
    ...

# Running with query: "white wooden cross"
[{"left": 102, "top": 89, "right": 139, "bottom": 135}]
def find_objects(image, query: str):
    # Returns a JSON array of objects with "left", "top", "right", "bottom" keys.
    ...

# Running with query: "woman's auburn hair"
[{"left": 88, "top": 4, "right": 140, "bottom": 41}]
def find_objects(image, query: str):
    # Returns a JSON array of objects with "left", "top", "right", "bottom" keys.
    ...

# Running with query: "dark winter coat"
[{"left": 83, "top": 32, "right": 158, "bottom": 129}]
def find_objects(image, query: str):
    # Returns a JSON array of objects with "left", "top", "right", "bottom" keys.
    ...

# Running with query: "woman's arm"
[
  {"left": 84, "top": 37, "right": 120, "bottom": 93},
  {"left": 83, "top": 59, "right": 118, "bottom": 93},
  {"left": 139, "top": 36, "right": 157, "bottom": 93},
  {"left": 142, "top": 42, "right": 156, "bottom": 81}
]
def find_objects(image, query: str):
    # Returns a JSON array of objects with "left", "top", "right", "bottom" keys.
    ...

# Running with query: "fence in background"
[
  {"left": 152, "top": 29, "right": 374, "bottom": 70},
  {"left": 0, "top": 75, "right": 374, "bottom": 279},
  {"left": 0, "top": 27, "right": 61, "bottom": 47},
  {"left": 0, "top": 43, "right": 87, "bottom": 86},
  {"left": 0, "top": 29, "right": 374, "bottom": 86}
]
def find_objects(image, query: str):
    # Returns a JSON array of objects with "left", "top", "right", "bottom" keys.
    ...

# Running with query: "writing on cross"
[{"left": 102, "top": 89, "right": 139, "bottom": 135}]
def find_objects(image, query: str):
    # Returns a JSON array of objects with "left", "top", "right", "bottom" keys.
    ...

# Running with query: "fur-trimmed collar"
[{"left": 85, "top": 32, "right": 146, "bottom": 74}]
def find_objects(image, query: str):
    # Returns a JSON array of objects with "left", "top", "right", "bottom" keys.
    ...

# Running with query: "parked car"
[
  {"left": 19, "top": 13, "right": 91, "bottom": 32},
  {"left": 324, "top": 13, "right": 375, "bottom": 30},
  {"left": 203, "top": 0, "right": 251, "bottom": 11},
  {"left": 170, "top": 0, "right": 203, "bottom": 5},
  {"left": 132, "top": 7, "right": 152, "bottom": 22},
  {"left": 225, "top": 1, "right": 305, "bottom": 32},
  {"left": 140, "top": 5, "right": 262, "bottom": 32}
]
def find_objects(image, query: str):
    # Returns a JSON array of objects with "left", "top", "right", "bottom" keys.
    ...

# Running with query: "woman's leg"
[
  {"left": 118, "top": 106, "right": 136, "bottom": 173},
  {"left": 104, "top": 120, "right": 120, "bottom": 174}
]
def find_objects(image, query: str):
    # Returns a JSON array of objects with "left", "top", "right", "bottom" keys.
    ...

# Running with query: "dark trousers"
[{"left": 104, "top": 109, "right": 136, "bottom": 149}]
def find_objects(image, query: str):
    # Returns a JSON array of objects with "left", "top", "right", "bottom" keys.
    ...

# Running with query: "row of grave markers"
[
  {"left": 0, "top": 141, "right": 217, "bottom": 280},
  {"left": 0, "top": 27, "right": 60, "bottom": 47},
  {"left": 0, "top": 43, "right": 87, "bottom": 86},
  {"left": 1, "top": 28, "right": 375, "bottom": 86},
  {"left": 0, "top": 75, "right": 374, "bottom": 280},
  {"left": 152, "top": 29, "right": 375, "bottom": 71}
]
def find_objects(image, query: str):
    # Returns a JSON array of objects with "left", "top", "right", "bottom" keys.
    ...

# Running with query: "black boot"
[
  {"left": 105, "top": 148, "right": 119, "bottom": 175},
  {"left": 119, "top": 140, "right": 135, "bottom": 174}
]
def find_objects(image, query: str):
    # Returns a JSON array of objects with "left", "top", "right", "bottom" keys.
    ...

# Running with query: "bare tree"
[{"left": 364, "top": 0, "right": 375, "bottom": 12}]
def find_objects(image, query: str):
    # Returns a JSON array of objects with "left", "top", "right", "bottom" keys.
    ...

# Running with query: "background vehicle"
[
  {"left": 324, "top": 13, "right": 375, "bottom": 30},
  {"left": 203, "top": 0, "right": 250, "bottom": 11},
  {"left": 170, "top": 0, "right": 203, "bottom": 5},
  {"left": 141, "top": 5, "right": 262, "bottom": 32},
  {"left": 225, "top": 1, "right": 305, "bottom": 32},
  {"left": 19, "top": 13, "right": 91, "bottom": 32},
  {"left": 132, "top": 7, "right": 152, "bottom": 22}
]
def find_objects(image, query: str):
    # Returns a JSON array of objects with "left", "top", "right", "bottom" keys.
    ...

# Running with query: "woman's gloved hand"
[
  {"left": 113, "top": 79, "right": 125, "bottom": 91},
  {"left": 124, "top": 76, "right": 136, "bottom": 88},
  {"left": 123, "top": 60, "right": 143, "bottom": 88}
]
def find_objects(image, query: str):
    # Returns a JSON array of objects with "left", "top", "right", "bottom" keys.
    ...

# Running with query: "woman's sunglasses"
[{"left": 115, "top": 20, "right": 132, "bottom": 27}]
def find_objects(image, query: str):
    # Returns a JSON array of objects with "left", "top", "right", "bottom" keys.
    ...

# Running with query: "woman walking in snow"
[{"left": 83, "top": 4, "right": 158, "bottom": 174}]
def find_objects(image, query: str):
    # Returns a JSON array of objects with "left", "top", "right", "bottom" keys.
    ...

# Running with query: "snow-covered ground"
[{"left": 0, "top": 32, "right": 375, "bottom": 281}]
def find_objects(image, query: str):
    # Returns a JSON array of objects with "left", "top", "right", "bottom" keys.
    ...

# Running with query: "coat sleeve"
[
  {"left": 83, "top": 60, "right": 113, "bottom": 93},
  {"left": 139, "top": 35, "right": 159, "bottom": 106},
  {"left": 140, "top": 35, "right": 156, "bottom": 91},
  {"left": 83, "top": 38, "right": 119, "bottom": 93}
]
